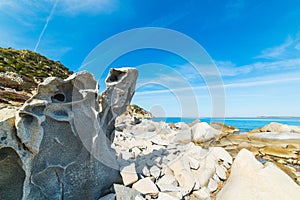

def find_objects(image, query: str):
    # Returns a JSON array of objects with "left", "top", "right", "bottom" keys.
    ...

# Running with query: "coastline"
[{"left": 150, "top": 117, "right": 300, "bottom": 132}]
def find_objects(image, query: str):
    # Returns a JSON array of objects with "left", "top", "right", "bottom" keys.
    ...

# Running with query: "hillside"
[
  {"left": 0, "top": 47, "right": 73, "bottom": 107},
  {"left": 126, "top": 104, "right": 153, "bottom": 118}
]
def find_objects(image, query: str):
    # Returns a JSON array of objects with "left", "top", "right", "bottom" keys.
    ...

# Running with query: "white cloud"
[
  {"left": 138, "top": 55, "right": 300, "bottom": 97},
  {"left": 256, "top": 37, "right": 293, "bottom": 59},
  {"left": 256, "top": 32, "right": 300, "bottom": 59},
  {"left": 213, "top": 57, "right": 300, "bottom": 77},
  {"left": 214, "top": 60, "right": 252, "bottom": 76},
  {"left": 135, "top": 70, "right": 300, "bottom": 96},
  {"left": 223, "top": 74, "right": 300, "bottom": 89}
]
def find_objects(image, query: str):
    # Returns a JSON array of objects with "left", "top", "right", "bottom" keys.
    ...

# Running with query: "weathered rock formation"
[
  {"left": 217, "top": 148, "right": 300, "bottom": 200},
  {"left": 0, "top": 68, "right": 137, "bottom": 200},
  {"left": 100, "top": 68, "right": 138, "bottom": 140},
  {"left": 247, "top": 122, "right": 300, "bottom": 134}
]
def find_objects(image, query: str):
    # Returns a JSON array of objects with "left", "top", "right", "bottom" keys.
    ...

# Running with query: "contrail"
[{"left": 34, "top": 0, "right": 58, "bottom": 52}]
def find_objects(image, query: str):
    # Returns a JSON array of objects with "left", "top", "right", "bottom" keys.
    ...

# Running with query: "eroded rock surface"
[
  {"left": 247, "top": 122, "right": 300, "bottom": 134},
  {"left": 100, "top": 68, "right": 138, "bottom": 140},
  {"left": 217, "top": 148, "right": 300, "bottom": 200},
  {"left": 0, "top": 68, "right": 138, "bottom": 200}
]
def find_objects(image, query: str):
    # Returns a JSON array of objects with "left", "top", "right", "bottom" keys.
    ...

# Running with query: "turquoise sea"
[{"left": 151, "top": 117, "right": 300, "bottom": 133}]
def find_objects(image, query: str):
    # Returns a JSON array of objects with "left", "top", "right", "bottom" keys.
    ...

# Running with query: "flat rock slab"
[
  {"left": 132, "top": 177, "right": 159, "bottom": 195},
  {"left": 120, "top": 163, "right": 138, "bottom": 186},
  {"left": 250, "top": 132, "right": 300, "bottom": 140},
  {"left": 217, "top": 148, "right": 300, "bottom": 200}
]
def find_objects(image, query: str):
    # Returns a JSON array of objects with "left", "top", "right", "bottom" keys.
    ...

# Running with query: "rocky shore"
[
  {"left": 110, "top": 115, "right": 300, "bottom": 200},
  {"left": 0, "top": 68, "right": 300, "bottom": 200}
]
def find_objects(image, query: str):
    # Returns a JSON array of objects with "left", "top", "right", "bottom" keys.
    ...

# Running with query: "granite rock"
[
  {"left": 217, "top": 148, "right": 300, "bottom": 200},
  {"left": 0, "top": 69, "right": 138, "bottom": 199}
]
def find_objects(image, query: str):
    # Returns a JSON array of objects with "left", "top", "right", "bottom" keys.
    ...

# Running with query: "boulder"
[
  {"left": 132, "top": 177, "right": 159, "bottom": 195},
  {"left": 217, "top": 148, "right": 300, "bottom": 200},
  {"left": 210, "top": 122, "right": 239, "bottom": 134},
  {"left": 172, "top": 129, "right": 192, "bottom": 144},
  {"left": 248, "top": 122, "right": 300, "bottom": 134},
  {"left": 120, "top": 163, "right": 138, "bottom": 186},
  {"left": 168, "top": 157, "right": 196, "bottom": 195},
  {"left": 191, "top": 122, "right": 221, "bottom": 141},
  {"left": 175, "top": 122, "right": 190, "bottom": 130},
  {"left": 114, "top": 184, "right": 141, "bottom": 200},
  {"left": 0, "top": 69, "right": 138, "bottom": 199}
]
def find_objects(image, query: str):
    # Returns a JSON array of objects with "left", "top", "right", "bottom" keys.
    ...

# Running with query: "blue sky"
[{"left": 1, "top": 0, "right": 300, "bottom": 117}]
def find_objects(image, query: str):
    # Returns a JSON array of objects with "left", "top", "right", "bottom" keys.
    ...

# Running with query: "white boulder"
[
  {"left": 217, "top": 148, "right": 300, "bottom": 200},
  {"left": 132, "top": 177, "right": 159, "bottom": 195},
  {"left": 120, "top": 163, "right": 138, "bottom": 186},
  {"left": 191, "top": 122, "right": 221, "bottom": 141}
]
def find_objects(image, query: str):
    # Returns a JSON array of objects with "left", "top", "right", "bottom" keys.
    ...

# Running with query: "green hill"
[
  {"left": 127, "top": 104, "right": 153, "bottom": 118},
  {"left": 0, "top": 47, "right": 72, "bottom": 107}
]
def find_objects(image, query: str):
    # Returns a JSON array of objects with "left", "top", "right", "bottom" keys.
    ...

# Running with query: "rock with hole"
[{"left": 0, "top": 69, "right": 138, "bottom": 199}]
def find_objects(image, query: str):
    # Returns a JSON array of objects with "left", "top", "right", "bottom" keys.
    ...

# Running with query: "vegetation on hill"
[
  {"left": 127, "top": 104, "right": 153, "bottom": 118},
  {"left": 0, "top": 47, "right": 72, "bottom": 107}
]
